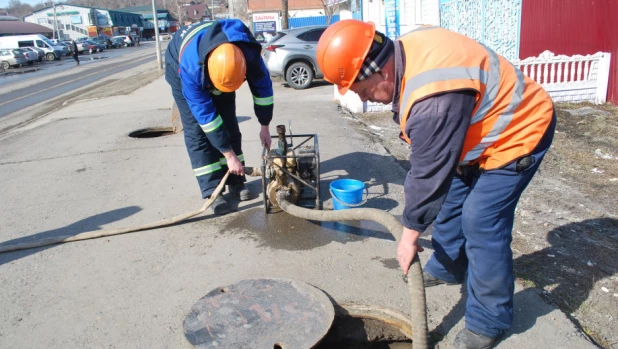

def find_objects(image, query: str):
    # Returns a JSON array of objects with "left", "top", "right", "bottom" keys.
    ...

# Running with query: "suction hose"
[
  {"left": 276, "top": 192, "right": 428, "bottom": 349},
  {"left": 0, "top": 166, "right": 427, "bottom": 348}
]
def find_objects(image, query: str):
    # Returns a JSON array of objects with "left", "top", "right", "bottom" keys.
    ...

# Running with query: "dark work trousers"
[
  {"left": 72, "top": 52, "right": 79, "bottom": 64},
  {"left": 424, "top": 113, "right": 556, "bottom": 338},
  {"left": 165, "top": 57, "right": 246, "bottom": 199}
]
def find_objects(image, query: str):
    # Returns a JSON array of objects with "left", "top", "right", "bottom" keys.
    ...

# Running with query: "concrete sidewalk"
[{"left": 0, "top": 77, "right": 594, "bottom": 348}]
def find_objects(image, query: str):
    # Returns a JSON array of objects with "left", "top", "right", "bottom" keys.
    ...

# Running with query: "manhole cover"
[
  {"left": 183, "top": 278, "right": 335, "bottom": 349},
  {"left": 129, "top": 127, "right": 175, "bottom": 138}
]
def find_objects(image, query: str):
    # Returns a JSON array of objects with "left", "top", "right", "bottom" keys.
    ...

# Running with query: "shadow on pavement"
[
  {"left": 0, "top": 206, "right": 141, "bottom": 266},
  {"left": 428, "top": 218, "right": 618, "bottom": 345},
  {"left": 320, "top": 151, "right": 406, "bottom": 212}
]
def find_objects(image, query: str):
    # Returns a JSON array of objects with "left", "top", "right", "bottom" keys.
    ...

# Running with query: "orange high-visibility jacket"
[{"left": 397, "top": 27, "right": 554, "bottom": 170}]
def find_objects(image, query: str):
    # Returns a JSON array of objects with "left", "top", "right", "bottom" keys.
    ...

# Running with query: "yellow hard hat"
[{"left": 207, "top": 43, "right": 246, "bottom": 93}]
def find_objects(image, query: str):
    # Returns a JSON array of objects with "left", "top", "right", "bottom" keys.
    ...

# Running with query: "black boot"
[
  {"left": 423, "top": 270, "right": 461, "bottom": 288},
  {"left": 210, "top": 195, "right": 229, "bottom": 215},
  {"left": 454, "top": 328, "right": 498, "bottom": 349},
  {"left": 229, "top": 184, "right": 251, "bottom": 201}
]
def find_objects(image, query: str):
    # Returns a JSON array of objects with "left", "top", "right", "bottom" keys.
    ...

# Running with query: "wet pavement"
[{"left": 221, "top": 207, "right": 395, "bottom": 251}]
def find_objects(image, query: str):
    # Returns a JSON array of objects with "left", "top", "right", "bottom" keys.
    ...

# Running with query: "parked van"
[{"left": 0, "top": 35, "right": 65, "bottom": 61}]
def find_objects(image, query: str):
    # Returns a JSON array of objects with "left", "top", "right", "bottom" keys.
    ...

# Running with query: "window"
[
  {"left": 35, "top": 40, "right": 45, "bottom": 48},
  {"left": 194, "top": 9, "right": 198, "bottom": 15},
  {"left": 415, "top": 0, "right": 423, "bottom": 24},
  {"left": 18, "top": 40, "right": 35, "bottom": 47},
  {"left": 298, "top": 28, "right": 326, "bottom": 42}
]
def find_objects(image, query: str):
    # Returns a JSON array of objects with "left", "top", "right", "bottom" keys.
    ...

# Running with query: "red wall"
[{"left": 520, "top": 0, "right": 618, "bottom": 104}]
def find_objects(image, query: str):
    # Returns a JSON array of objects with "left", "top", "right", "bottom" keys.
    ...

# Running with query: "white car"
[
  {"left": 112, "top": 35, "right": 135, "bottom": 47},
  {"left": 159, "top": 33, "right": 172, "bottom": 40}
]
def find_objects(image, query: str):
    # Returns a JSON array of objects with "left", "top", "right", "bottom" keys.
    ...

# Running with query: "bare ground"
[{"left": 345, "top": 103, "right": 618, "bottom": 348}]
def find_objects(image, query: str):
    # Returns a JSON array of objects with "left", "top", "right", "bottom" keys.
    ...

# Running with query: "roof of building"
[
  {"left": 116, "top": 6, "right": 167, "bottom": 14},
  {"left": 185, "top": 3, "right": 210, "bottom": 20},
  {"left": 0, "top": 21, "right": 52, "bottom": 35},
  {"left": 142, "top": 13, "right": 176, "bottom": 20}
]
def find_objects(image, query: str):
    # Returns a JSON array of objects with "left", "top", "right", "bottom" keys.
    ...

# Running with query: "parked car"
[
  {"left": 0, "top": 48, "right": 28, "bottom": 69},
  {"left": 26, "top": 46, "right": 45, "bottom": 62},
  {"left": 0, "top": 34, "right": 64, "bottom": 60},
  {"left": 91, "top": 36, "right": 112, "bottom": 49},
  {"left": 110, "top": 37, "right": 125, "bottom": 48},
  {"left": 67, "top": 40, "right": 89, "bottom": 54},
  {"left": 261, "top": 25, "right": 328, "bottom": 89},
  {"left": 19, "top": 47, "right": 38, "bottom": 64},
  {"left": 92, "top": 40, "right": 106, "bottom": 52},
  {"left": 83, "top": 40, "right": 99, "bottom": 54},
  {"left": 112, "top": 35, "right": 135, "bottom": 47},
  {"left": 159, "top": 33, "right": 172, "bottom": 40}
]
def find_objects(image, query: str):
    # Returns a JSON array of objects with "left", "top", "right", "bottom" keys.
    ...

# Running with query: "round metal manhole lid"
[
  {"left": 128, "top": 127, "right": 175, "bottom": 138},
  {"left": 183, "top": 278, "right": 335, "bottom": 349}
]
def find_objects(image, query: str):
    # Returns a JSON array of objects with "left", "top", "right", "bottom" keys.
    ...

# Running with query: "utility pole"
[
  {"left": 211, "top": 0, "right": 215, "bottom": 20},
  {"left": 152, "top": 0, "right": 162, "bottom": 70},
  {"left": 281, "top": 0, "right": 288, "bottom": 29},
  {"left": 177, "top": 1, "right": 183, "bottom": 26},
  {"left": 51, "top": 0, "right": 57, "bottom": 40}
]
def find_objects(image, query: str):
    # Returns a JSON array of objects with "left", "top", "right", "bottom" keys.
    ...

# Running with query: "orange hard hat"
[
  {"left": 316, "top": 20, "right": 376, "bottom": 94},
  {"left": 207, "top": 43, "right": 247, "bottom": 93}
]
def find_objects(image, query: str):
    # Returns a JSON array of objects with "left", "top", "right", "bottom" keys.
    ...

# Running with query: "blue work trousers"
[
  {"left": 165, "top": 55, "right": 245, "bottom": 199},
  {"left": 424, "top": 113, "right": 556, "bottom": 338}
]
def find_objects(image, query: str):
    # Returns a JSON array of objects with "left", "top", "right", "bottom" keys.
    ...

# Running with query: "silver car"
[
  {"left": 19, "top": 47, "right": 38, "bottom": 64},
  {"left": 261, "top": 25, "right": 328, "bottom": 89},
  {"left": 0, "top": 48, "right": 28, "bottom": 70}
]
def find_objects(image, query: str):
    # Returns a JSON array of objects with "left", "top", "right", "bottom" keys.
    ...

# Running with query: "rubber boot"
[
  {"left": 453, "top": 328, "right": 498, "bottom": 349},
  {"left": 229, "top": 184, "right": 251, "bottom": 201},
  {"left": 210, "top": 196, "right": 230, "bottom": 215}
]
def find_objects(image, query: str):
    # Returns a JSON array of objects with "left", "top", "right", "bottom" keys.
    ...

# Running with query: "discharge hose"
[{"left": 276, "top": 192, "right": 428, "bottom": 349}]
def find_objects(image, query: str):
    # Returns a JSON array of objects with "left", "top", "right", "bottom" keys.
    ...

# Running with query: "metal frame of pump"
[{"left": 261, "top": 124, "right": 321, "bottom": 213}]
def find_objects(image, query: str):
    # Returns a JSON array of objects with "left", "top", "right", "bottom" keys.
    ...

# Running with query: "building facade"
[
  {"left": 117, "top": 6, "right": 178, "bottom": 37},
  {"left": 24, "top": 4, "right": 143, "bottom": 40}
]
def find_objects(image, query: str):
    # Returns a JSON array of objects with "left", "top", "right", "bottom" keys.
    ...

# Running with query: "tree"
[
  {"left": 7, "top": 0, "right": 34, "bottom": 20},
  {"left": 320, "top": 0, "right": 339, "bottom": 25},
  {"left": 281, "top": 0, "right": 288, "bottom": 29}
]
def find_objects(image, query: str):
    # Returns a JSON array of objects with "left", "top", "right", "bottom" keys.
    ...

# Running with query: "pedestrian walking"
[
  {"left": 165, "top": 19, "right": 274, "bottom": 215},
  {"left": 316, "top": 20, "right": 556, "bottom": 349},
  {"left": 71, "top": 39, "right": 79, "bottom": 65}
]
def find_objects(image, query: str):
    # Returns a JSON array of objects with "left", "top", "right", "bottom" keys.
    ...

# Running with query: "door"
[{"left": 295, "top": 28, "right": 327, "bottom": 74}]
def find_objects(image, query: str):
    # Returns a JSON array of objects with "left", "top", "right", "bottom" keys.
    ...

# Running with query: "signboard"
[
  {"left": 87, "top": 26, "right": 98, "bottom": 36},
  {"left": 101, "top": 27, "right": 113, "bottom": 37},
  {"left": 47, "top": 11, "right": 79, "bottom": 16},
  {"left": 252, "top": 12, "right": 280, "bottom": 43},
  {"left": 384, "top": 0, "right": 400, "bottom": 40}
]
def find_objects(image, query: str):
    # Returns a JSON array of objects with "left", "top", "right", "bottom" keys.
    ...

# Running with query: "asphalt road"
[{"left": 0, "top": 44, "right": 159, "bottom": 119}]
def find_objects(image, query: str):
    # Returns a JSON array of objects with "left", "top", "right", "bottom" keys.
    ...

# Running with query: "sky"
[{"left": 1, "top": 0, "right": 47, "bottom": 8}]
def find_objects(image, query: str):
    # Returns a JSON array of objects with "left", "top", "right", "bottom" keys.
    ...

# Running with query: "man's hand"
[
  {"left": 222, "top": 150, "right": 244, "bottom": 176},
  {"left": 259, "top": 126, "right": 271, "bottom": 150},
  {"left": 397, "top": 227, "right": 424, "bottom": 275}
]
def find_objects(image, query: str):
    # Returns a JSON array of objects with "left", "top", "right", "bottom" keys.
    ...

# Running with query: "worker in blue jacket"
[{"left": 165, "top": 19, "right": 274, "bottom": 214}]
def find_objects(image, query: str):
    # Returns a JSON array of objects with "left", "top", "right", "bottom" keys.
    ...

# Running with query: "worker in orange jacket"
[{"left": 317, "top": 20, "right": 556, "bottom": 349}]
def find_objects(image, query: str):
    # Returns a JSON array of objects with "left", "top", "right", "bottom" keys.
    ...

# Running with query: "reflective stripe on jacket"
[
  {"left": 397, "top": 27, "right": 554, "bottom": 170},
  {"left": 167, "top": 19, "right": 274, "bottom": 152}
]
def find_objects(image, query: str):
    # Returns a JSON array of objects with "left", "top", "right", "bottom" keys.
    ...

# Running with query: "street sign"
[{"left": 384, "top": 0, "right": 400, "bottom": 40}]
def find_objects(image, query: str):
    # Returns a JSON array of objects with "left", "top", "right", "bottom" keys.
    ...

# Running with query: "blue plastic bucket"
[{"left": 329, "top": 179, "right": 367, "bottom": 210}]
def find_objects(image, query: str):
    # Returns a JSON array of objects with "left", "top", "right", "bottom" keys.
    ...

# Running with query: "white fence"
[
  {"left": 512, "top": 50, "right": 612, "bottom": 104},
  {"left": 334, "top": 50, "right": 613, "bottom": 113}
]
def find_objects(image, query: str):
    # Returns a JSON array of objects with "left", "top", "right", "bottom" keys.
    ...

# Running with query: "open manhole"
[
  {"left": 183, "top": 278, "right": 413, "bottom": 349},
  {"left": 129, "top": 127, "right": 175, "bottom": 138}
]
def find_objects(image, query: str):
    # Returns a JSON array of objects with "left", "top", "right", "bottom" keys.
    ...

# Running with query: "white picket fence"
[
  {"left": 335, "top": 50, "right": 613, "bottom": 113},
  {"left": 512, "top": 50, "right": 612, "bottom": 104}
]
